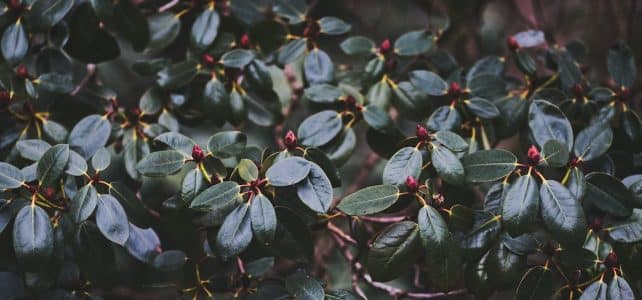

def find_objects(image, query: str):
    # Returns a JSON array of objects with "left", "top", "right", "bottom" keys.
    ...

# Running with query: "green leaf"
[
  {"left": 608, "top": 275, "right": 634, "bottom": 300},
  {"left": 383, "top": 147, "right": 422, "bottom": 185},
  {"left": 304, "top": 49, "right": 334, "bottom": 84},
  {"left": 1, "top": 22, "right": 28, "bottom": 65},
  {"left": 467, "top": 74, "right": 506, "bottom": 99},
  {"left": 296, "top": 162, "right": 333, "bottom": 213},
  {"left": 64, "top": 3, "right": 120, "bottom": 63},
  {"left": 607, "top": 41, "right": 636, "bottom": 88},
  {"left": 337, "top": 184, "right": 399, "bottom": 215},
  {"left": 502, "top": 175, "right": 540, "bottom": 235},
  {"left": 139, "top": 87, "right": 167, "bottom": 115},
  {"left": 207, "top": 131, "right": 247, "bottom": 158},
  {"left": 124, "top": 139, "right": 149, "bottom": 180},
  {"left": 461, "top": 149, "right": 517, "bottom": 183},
  {"left": 37, "top": 144, "right": 70, "bottom": 187},
  {"left": 318, "top": 17, "right": 351, "bottom": 35},
  {"left": 108, "top": 181, "right": 151, "bottom": 228},
  {"left": 42, "top": 120, "right": 68, "bottom": 143},
  {"left": 238, "top": 159, "right": 259, "bottom": 182},
  {"left": 585, "top": 172, "right": 633, "bottom": 217},
  {"left": 579, "top": 280, "right": 607, "bottom": 300},
  {"left": 464, "top": 97, "right": 500, "bottom": 119},
  {"left": 557, "top": 50, "right": 582, "bottom": 89},
  {"left": 515, "top": 51, "right": 537, "bottom": 77},
  {"left": 566, "top": 166, "right": 586, "bottom": 200},
  {"left": 136, "top": 150, "right": 186, "bottom": 177},
  {"left": 515, "top": 266, "right": 555, "bottom": 300},
  {"left": 541, "top": 139, "right": 569, "bottom": 167},
  {"left": 297, "top": 110, "right": 343, "bottom": 147},
  {"left": 91, "top": 147, "right": 111, "bottom": 171},
  {"left": 156, "top": 59, "right": 199, "bottom": 90},
  {"left": 146, "top": 12, "right": 181, "bottom": 52},
  {"left": 189, "top": 181, "right": 240, "bottom": 211},
  {"left": 0, "top": 162, "right": 25, "bottom": 189},
  {"left": 367, "top": 221, "right": 420, "bottom": 281},
  {"left": 69, "top": 114, "right": 111, "bottom": 158},
  {"left": 95, "top": 194, "right": 130, "bottom": 245},
  {"left": 216, "top": 203, "right": 252, "bottom": 261},
  {"left": 394, "top": 30, "right": 433, "bottom": 56},
  {"left": 418, "top": 205, "right": 449, "bottom": 252},
  {"left": 17, "top": 140, "right": 52, "bottom": 161},
  {"left": 70, "top": 184, "right": 97, "bottom": 223},
  {"left": 362, "top": 104, "right": 398, "bottom": 135},
  {"left": 181, "top": 169, "right": 204, "bottom": 204},
  {"left": 221, "top": 49, "right": 255, "bottom": 68},
  {"left": 467, "top": 56, "right": 504, "bottom": 82},
  {"left": 277, "top": 38, "right": 306, "bottom": 65},
  {"left": 325, "top": 290, "right": 358, "bottom": 300},
  {"left": 113, "top": 0, "right": 149, "bottom": 51},
  {"left": 266, "top": 157, "right": 311, "bottom": 187},
  {"left": 366, "top": 80, "right": 392, "bottom": 108},
  {"left": 285, "top": 271, "right": 324, "bottom": 300},
  {"left": 409, "top": 70, "right": 448, "bottom": 96},
  {"left": 190, "top": 8, "right": 220, "bottom": 51},
  {"left": 27, "top": 0, "right": 74, "bottom": 30},
  {"left": 13, "top": 205, "right": 54, "bottom": 268},
  {"left": 540, "top": 180, "right": 587, "bottom": 247},
  {"left": 36, "top": 73, "right": 73, "bottom": 93},
  {"left": 431, "top": 143, "right": 465, "bottom": 186},
  {"left": 433, "top": 131, "right": 468, "bottom": 152},
  {"left": 272, "top": 0, "right": 306, "bottom": 24},
  {"left": 427, "top": 105, "right": 462, "bottom": 132},
  {"left": 621, "top": 110, "right": 642, "bottom": 146},
  {"left": 528, "top": 99, "right": 573, "bottom": 151},
  {"left": 340, "top": 36, "right": 374, "bottom": 56},
  {"left": 152, "top": 250, "right": 186, "bottom": 272},
  {"left": 304, "top": 84, "right": 342, "bottom": 103},
  {"left": 155, "top": 132, "right": 196, "bottom": 157},
  {"left": 574, "top": 123, "right": 613, "bottom": 161},
  {"left": 485, "top": 243, "right": 527, "bottom": 289},
  {"left": 250, "top": 193, "right": 277, "bottom": 246}
]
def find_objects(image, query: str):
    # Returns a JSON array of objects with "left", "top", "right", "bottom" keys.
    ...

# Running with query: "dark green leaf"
[
  {"left": 64, "top": 3, "right": 120, "bottom": 63},
  {"left": 140, "top": 87, "right": 167, "bottom": 115},
  {"left": 238, "top": 158, "right": 258, "bottom": 182},
  {"left": 338, "top": 184, "right": 399, "bottom": 216},
  {"left": 433, "top": 131, "right": 468, "bottom": 152},
  {"left": 69, "top": 114, "right": 111, "bottom": 158},
  {"left": 464, "top": 97, "right": 500, "bottom": 119},
  {"left": 515, "top": 266, "right": 555, "bottom": 300},
  {"left": 207, "top": 131, "right": 247, "bottom": 158},
  {"left": 156, "top": 59, "right": 199, "bottom": 90},
  {"left": 113, "top": 0, "right": 149, "bottom": 51},
  {"left": 567, "top": 166, "right": 586, "bottom": 200},
  {"left": 152, "top": 250, "right": 186, "bottom": 272},
  {"left": 585, "top": 172, "right": 633, "bottom": 217},
  {"left": 431, "top": 143, "right": 465, "bottom": 186},
  {"left": 621, "top": 110, "right": 642, "bottom": 146},
  {"left": 340, "top": 36, "right": 374, "bottom": 56},
  {"left": 37, "top": 144, "right": 69, "bottom": 187},
  {"left": 277, "top": 38, "right": 306, "bottom": 65},
  {"left": 296, "top": 162, "right": 333, "bottom": 213},
  {"left": 318, "top": 17, "right": 351, "bottom": 35},
  {"left": 155, "top": 132, "right": 196, "bottom": 157},
  {"left": 27, "top": 0, "right": 74, "bottom": 30},
  {"left": 394, "top": 30, "right": 433, "bottom": 56},
  {"left": 409, "top": 70, "right": 447, "bottom": 96},
  {"left": 605, "top": 209, "right": 642, "bottom": 243},
  {"left": 366, "top": 80, "right": 391, "bottom": 108},
  {"left": 95, "top": 194, "right": 130, "bottom": 245},
  {"left": 541, "top": 139, "right": 569, "bottom": 167},
  {"left": 528, "top": 99, "right": 573, "bottom": 151},
  {"left": 1, "top": 22, "right": 28, "bottom": 65},
  {"left": 221, "top": 49, "right": 255, "bottom": 68},
  {"left": 91, "top": 147, "right": 110, "bottom": 171},
  {"left": 70, "top": 184, "right": 97, "bottom": 223},
  {"left": 467, "top": 56, "right": 504, "bottom": 82},
  {"left": 191, "top": 8, "right": 220, "bottom": 51},
  {"left": 136, "top": 150, "right": 186, "bottom": 177},
  {"left": 109, "top": 181, "right": 151, "bottom": 228},
  {"left": 272, "top": 0, "right": 306, "bottom": 24},
  {"left": 418, "top": 205, "right": 449, "bottom": 252},
  {"left": 467, "top": 74, "right": 506, "bottom": 99},
  {"left": 0, "top": 162, "right": 25, "bottom": 189},
  {"left": 540, "top": 180, "right": 587, "bottom": 247},
  {"left": 146, "top": 12, "right": 181, "bottom": 52},
  {"left": 266, "top": 157, "right": 311, "bottom": 187},
  {"left": 383, "top": 147, "right": 422, "bottom": 185},
  {"left": 502, "top": 175, "right": 540, "bottom": 235},
  {"left": 608, "top": 275, "right": 634, "bottom": 300},
  {"left": 216, "top": 203, "right": 252, "bottom": 261},
  {"left": 250, "top": 193, "right": 277, "bottom": 246},
  {"left": 574, "top": 123, "right": 613, "bottom": 161},
  {"left": 297, "top": 110, "right": 343, "bottom": 147},
  {"left": 124, "top": 139, "right": 149, "bottom": 180},
  {"left": 304, "top": 84, "right": 342, "bottom": 103},
  {"left": 190, "top": 181, "right": 240, "bottom": 211},
  {"left": 13, "top": 205, "right": 54, "bottom": 268},
  {"left": 304, "top": 49, "right": 334, "bottom": 84},
  {"left": 367, "top": 221, "right": 420, "bottom": 281},
  {"left": 485, "top": 243, "right": 527, "bottom": 289},
  {"left": 427, "top": 105, "right": 462, "bottom": 132},
  {"left": 579, "top": 280, "right": 607, "bottom": 300},
  {"left": 607, "top": 41, "right": 636, "bottom": 88},
  {"left": 285, "top": 271, "right": 324, "bottom": 300},
  {"left": 461, "top": 149, "right": 517, "bottom": 183}
]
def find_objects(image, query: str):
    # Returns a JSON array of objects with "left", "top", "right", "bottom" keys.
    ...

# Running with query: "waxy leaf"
[
  {"left": 191, "top": 8, "right": 220, "bottom": 51},
  {"left": 585, "top": 172, "right": 633, "bottom": 217},
  {"left": 95, "top": 194, "right": 130, "bottom": 245},
  {"left": 515, "top": 266, "right": 555, "bottom": 300},
  {"left": 394, "top": 30, "right": 433, "bottom": 56},
  {"left": 109, "top": 182, "right": 151, "bottom": 228},
  {"left": 540, "top": 180, "right": 587, "bottom": 246},
  {"left": 221, "top": 49, "right": 255, "bottom": 68},
  {"left": 69, "top": 114, "right": 111, "bottom": 159},
  {"left": 216, "top": 204, "right": 252, "bottom": 261},
  {"left": 541, "top": 139, "right": 569, "bottom": 167},
  {"left": 383, "top": 147, "right": 422, "bottom": 186},
  {"left": 152, "top": 250, "right": 186, "bottom": 272},
  {"left": 136, "top": 150, "right": 186, "bottom": 177},
  {"left": 464, "top": 97, "right": 500, "bottom": 119},
  {"left": 579, "top": 280, "right": 607, "bottom": 300},
  {"left": 296, "top": 162, "right": 333, "bottom": 213},
  {"left": 297, "top": 110, "right": 343, "bottom": 147},
  {"left": 427, "top": 106, "right": 462, "bottom": 132},
  {"left": 433, "top": 131, "right": 468, "bottom": 152},
  {"left": 574, "top": 123, "right": 613, "bottom": 161},
  {"left": 155, "top": 132, "right": 196, "bottom": 157},
  {"left": 367, "top": 221, "right": 420, "bottom": 281},
  {"left": 91, "top": 148, "right": 111, "bottom": 171},
  {"left": 337, "top": 184, "right": 399, "bottom": 215},
  {"left": 608, "top": 275, "right": 634, "bottom": 300},
  {"left": 1, "top": 22, "right": 28, "bottom": 65},
  {"left": 266, "top": 157, "right": 311, "bottom": 187},
  {"left": 37, "top": 144, "right": 70, "bottom": 187},
  {"left": 431, "top": 143, "right": 465, "bottom": 186},
  {"left": 304, "top": 49, "right": 334, "bottom": 84},
  {"left": 502, "top": 175, "right": 540, "bottom": 235},
  {"left": 13, "top": 205, "right": 54, "bottom": 268},
  {"left": 607, "top": 41, "right": 636, "bottom": 88},
  {"left": 238, "top": 159, "right": 259, "bottom": 182},
  {"left": 340, "top": 36, "right": 374, "bottom": 56},
  {"left": 70, "top": 184, "right": 97, "bottom": 223},
  {"left": 64, "top": 3, "right": 120, "bottom": 63},
  {"left": 318, "top": 17, "right": 351, "bottom": 35},
  {"left": 0, "top": 162, "right": 25, "bottom": 190},
  {"left": 207, "top": 131, "right": 247, "bottom": 158},
  {"left": 250, "top": 194, "right": 277, "bottom": 245},
  {"left": 409, "top": 70, "right": 448, "bottom": 96},
  {"left": 190, "top": 181, "right": 240, "bottom": 211},
  {"left": 528, "top": 99, "right": 573, "bottom": 151},
  {"left": 272, "top": 0, "right": 306, "bottom": 24},
  {"left": 304, "top": 84, "right": 342, "bottom": 103},
  {"left": 277, "top": 38, "right": 306, "bottom": 65},
  {"left": 461, "top": 149, "right": 517, "bottom": 183},
  {"left": 418, "top": 205, "right": 449, "bottom": 252},
  {"left": 28, "top": 0, "right": 75, "bottom": 30},
  {"left": 285, "top": 271, "right": 324, "bottom": 300}
]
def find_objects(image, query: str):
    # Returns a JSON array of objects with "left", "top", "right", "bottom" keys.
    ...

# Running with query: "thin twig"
[
  {"left": 327, "top": 221, "right": 357, "bottom": 245},
  {"left": 158, "top": 0, "right": 179, "bottom": 12},
  {"left": 359, "top": 215, "right": 408, "bottom": 223},
  {"left": 70, "top": 64, "right": 96, "bottom": 96}
]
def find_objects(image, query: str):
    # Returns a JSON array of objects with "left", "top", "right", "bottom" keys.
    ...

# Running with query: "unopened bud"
[
  {"left": 379, "top": 39, "right": 391, "bottom": 54},
  {"left": 405, "top": 176, "right": 419, "bottom": 193},
  {"left": 448, "top": 81, "right": 461, "bottom": 97},
  {"left": 604, "top": 252, "right": 618, "bottom": 269},
  {"left": 202, "top": 54, "right": 216, "bottom": 66},
  {"left": 16, "top": 65, "right": 29, "bottom": 79},
  {"left": 416, "top": 124, "right": 430, "bottom": 141},
  {"left": 240, "top": 34, "right": 251, "bottom": 49},
  {"left": 527, "top": 145, "right": 540, "bottom": 165},
  {"left": 507, "top": 36, "right": 520, "bottom": 51},
  {"left": 192, "top": 144, "right": 205, "bottom": 161},
  {"left": 284, "top": 130, "right": 297, "bottom": 149}
]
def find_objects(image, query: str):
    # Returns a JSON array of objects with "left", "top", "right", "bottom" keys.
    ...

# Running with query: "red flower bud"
[
  {"left": 416, "top": 124, "right": 430, "bottom": 141},
  {"left": 202, "top": 54, "right": 216, "bottom": 66},
  {"left": 41, "top": 187, "right": 56, "bottom": 200},
  {"left": 448, "top": 81, "right": 461, "bottom": 97},
  {"left": 604, "top": 252, "right": 618, "bottom": 269},
  {"left": 192, "top": 144, "right": 205, "bottom": 161},
  {"left": 284, "top": 130, "right": 297, "bottom": 149},
  {"left": 405, "top": 176, "right": 419, "bottom": 193},
  {"left": 507, "top": 36, "right": 520, "bottom": 51},
  {"left": 619, "top": 87, "right": 631, "bottom": 100},
  {"left": 572, "top": 83, "right": 584, "bottom": 98},
  {"left": 379, "top": 39, "right": 391, "bottom": 54},
  {"left": 527, "top": 145, "right": 540, "bottom": 165},
  {"left": 9, "top": 0, "right": 23, "bottom": 11},
  {"left": 16, "top": 65, "right": 29, "bottom": 79},
  {"left": 240, "top": 34, "right": 251, "bottom": 49},
  {"left": 0, "top": 91, "right": 10, "bottom": 103}
]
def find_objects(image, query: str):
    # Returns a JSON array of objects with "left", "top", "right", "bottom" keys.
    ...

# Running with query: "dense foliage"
[{"left": 0, "top": 0, "right": 641, "bottom": 299}]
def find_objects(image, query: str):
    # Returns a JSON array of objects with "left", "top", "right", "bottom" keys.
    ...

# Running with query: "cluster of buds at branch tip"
[
  {"left": 239, "top": 34, "right": 251, "bottom": 49},
  {"left": 572, "top": 83, "right": 584, "bottom": 98},
  {"left": 8, "top": 0, "right": 25, "bottom": 12},
  {"left": 405, "top": 176, "right": 419, "bottom": 194},
  {"left": 284, "top": 130, "right": 297, "bottom": 150},
  {"left": 41, "top": 187, "right": 57, "bottom": 201},
  {"left": 191, "top": 144, "right": 205, "bottom": 162},
  {"left": 448, "top": 81, "right": 462, "bottom": 97},
  {"left": 16, "top": 65, "right": 29, "bottom": 80},
  {"left": 416, "top": 124, "right": 430, "bottom": 141},
  {"left": 603, "top": 252, "right": 618, "bottom": 269},
  {"left": 0, "top": 91, "right": 11, "bottom": 104},
  {"left": 379, "top": 39, "right": 391, "bottom": 54},
  {"left": 202, "top": 54, "right": 216, "bottom": 67},
  {"left": 527, "top": 145, "right": 541, "bottom": 165},
  {"left": 507, "top": 36, "right": 520, "bottom": 51}
]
